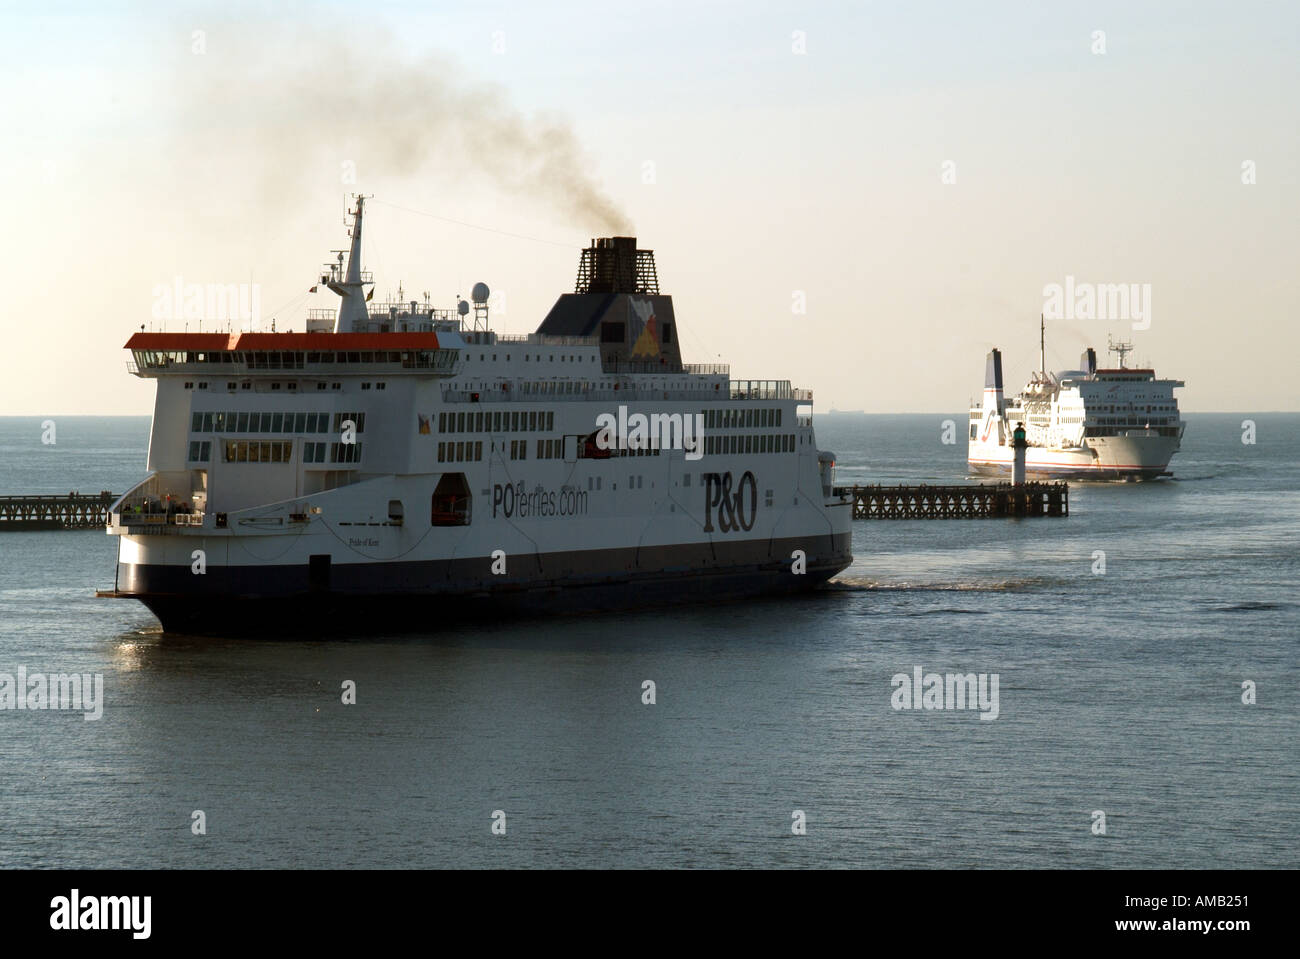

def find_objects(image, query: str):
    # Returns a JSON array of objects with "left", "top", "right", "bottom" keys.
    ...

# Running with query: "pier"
[
  {"left": 841, "top": 482, "right": 1068, "bottom": 519},
  {"left": 2, "top": 482, "right": 1068, "bottom": 530},
  {"left": 0, "top": 492, "right": 117, "bottom": 530}
]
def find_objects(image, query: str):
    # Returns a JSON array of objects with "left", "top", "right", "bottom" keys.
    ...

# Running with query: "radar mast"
[{"left": 1107, "top": 334, "right": 1134, "bottom": 369}]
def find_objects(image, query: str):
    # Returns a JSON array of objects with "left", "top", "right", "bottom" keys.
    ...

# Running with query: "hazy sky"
[{"left": 1, "top": 0, "right": 1296, "bottom": 414}]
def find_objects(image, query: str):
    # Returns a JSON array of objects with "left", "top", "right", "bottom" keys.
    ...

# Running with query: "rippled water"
[{"left": 0, "top": 414, "right": 1295, "bottom": 868}]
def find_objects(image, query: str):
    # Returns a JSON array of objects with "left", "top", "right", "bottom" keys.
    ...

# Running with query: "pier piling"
[{"left": 840, "top": 482, "right": 1068, "bottom": 519}]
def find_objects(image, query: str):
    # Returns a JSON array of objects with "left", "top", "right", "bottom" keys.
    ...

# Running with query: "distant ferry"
[
  {"left": 968, "top": 324, "right": 1185, "bottom": 481},
  {"left": 107, "top": 196, "right": 853, "bottom": 634}
]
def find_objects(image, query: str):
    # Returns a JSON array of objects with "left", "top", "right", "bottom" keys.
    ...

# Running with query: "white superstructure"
[
  {"left": 108, "top": 197, "right": 853, "bottom": 634},
  {"left": 968, "top": 331, "right": 1185, "bottom": 481}
]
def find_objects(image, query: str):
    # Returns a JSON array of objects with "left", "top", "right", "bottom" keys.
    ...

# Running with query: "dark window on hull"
[{"left": 308, "top": 554, "right": 331, "bottom": 592}]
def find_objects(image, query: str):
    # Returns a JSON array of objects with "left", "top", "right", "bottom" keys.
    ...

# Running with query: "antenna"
[
  {"left": 1107, "top": 334, "right": 1134, "bottom": 369},
  {"left": 1040, "top": 314, "right": 1046, "bottom": 373},
  {"left": 471, "top": 282, "right": 490, "bottom": 332}
]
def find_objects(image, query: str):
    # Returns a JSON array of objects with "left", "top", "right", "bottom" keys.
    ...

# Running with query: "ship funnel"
[
  {"left": 985, "top": 349, "right": 1003, "bottom": 390},
  {"left": 575, "top": 237, "right": 659, "bottom": 294},
  {"left": 1081, "top": 347, "right": 1097, "bottom": 375},
  {"left": 983, "top": 349, "right": 1005, "bottom": 416}
]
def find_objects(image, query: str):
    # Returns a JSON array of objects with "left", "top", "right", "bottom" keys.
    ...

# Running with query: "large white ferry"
[
  {"left": 968, "top": 325, "right": 1185, "bottom": 481},
  {"left": 108, "top": 197, "right": 853, "bottom": 634}
]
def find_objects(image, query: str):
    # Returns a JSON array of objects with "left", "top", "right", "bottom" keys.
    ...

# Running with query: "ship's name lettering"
[
  {"left": 348, "top": 537, "right": 380, "bottom": 548},
  {"left": 492, "top": 483, "right": 589, "bottom": 519},
  {"left": 703, "top": 470, "right": 757, "bottom": 533}
]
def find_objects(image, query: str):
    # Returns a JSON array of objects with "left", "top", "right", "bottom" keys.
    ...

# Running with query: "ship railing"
[
  {"left": 683, "top": 363, "right": 730, "bottom": 375},
  {"left": 495, "top": 333, "right": 601, "bottom": 346},
  {"left": 109, "top": 472, "right": 203, "bottom": 528},
  {"left": 729, "top": 380, "right": 793, "bottom": 400},
  {"left": 365, "top": 308, "right": 461, "bottom": 325},
  {"left": 441, "top": 385, "right": 730, "bottom": 404}
]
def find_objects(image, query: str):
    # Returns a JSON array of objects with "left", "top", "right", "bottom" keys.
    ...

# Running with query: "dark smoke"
[{"left": 162, "top": 19, "right": 631, "bottom": 234}]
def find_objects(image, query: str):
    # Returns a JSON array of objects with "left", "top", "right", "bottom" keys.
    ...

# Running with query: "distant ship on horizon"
[{"left": 968, "top": 323, "right": 1185, "bottom": 481}]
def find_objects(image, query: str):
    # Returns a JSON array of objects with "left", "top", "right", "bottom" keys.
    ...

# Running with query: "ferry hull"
[
  {"left": 969, "top": 434, "right": 1180, "bottom": 481},
  {"left": 114, "top": 533, "right": 852, "bottom": 636}
]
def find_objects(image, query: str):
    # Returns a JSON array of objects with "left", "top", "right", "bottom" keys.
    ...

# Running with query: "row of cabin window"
[
  {"left": 441, "top": 410, "right": 555, "bottom": 433},
  {"left": 430, "top": 434, "right": 793, "bottom": 466},
  {"left": 1094, "top": 416, "right": 1178, "bottom": 426},
  {"left": 190, "top": 411, "right": 366, "bottom": 434},
  {"left": 187, "top": 440, "right": 363, "bottom": 464},
  {"left": 155, "top": 349, "right": 412, "bottom": 365},
  {"left": 465, "top": 353, "right": 601, "bottom": 363},
  {"left": 437, "top": 441, "right": 485, "bottom": 463},
  {"left": 185, "top": 382, "right": 356, "bottom": 391},
  {"left": 221, "top": 441, "right": 294, "bottom": 463},
  {"left": 435, "top": 439, "right": 564, "bottom": 463},
  {"left": 705, "top": 408, "right": 783, "bottom": 429},
  {"left": 1085, "top": 426, "right": 1181, "bottom": 437},
  {"left": 704, "top": 434, "right": 795, "bottom": 455},
  {"left": 184, "top": 380, "right": 345, "bottom": 391},
  {"left": 301, "top": 441, "right": 363, "bottom": 463},
  {"left": 575, "top": 444, "right": 662, "bottom": 459}
]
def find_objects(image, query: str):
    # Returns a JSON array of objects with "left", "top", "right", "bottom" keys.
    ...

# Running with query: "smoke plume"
[{"left": 162, "top": 19, "right": 631, "bottom": 234}]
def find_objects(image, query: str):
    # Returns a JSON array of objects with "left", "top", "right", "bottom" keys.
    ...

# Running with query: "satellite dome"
[
  {"left": 471, "top": 282, "right": 490, "bottom": 304},
  {"left": 457, "top": 299, "right": 469, "bottom": 316}
]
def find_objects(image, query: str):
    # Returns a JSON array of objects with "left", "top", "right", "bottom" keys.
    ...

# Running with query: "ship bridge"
[{"left": 125, "top": 332, "right": 459, "bottom": 377}]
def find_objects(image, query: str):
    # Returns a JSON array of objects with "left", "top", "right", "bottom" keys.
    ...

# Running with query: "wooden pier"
[
  {"left": 1, "top": 482, "right": 1067, "bottom": 530},
  {"left": 0, "top": 492, "right": 117, "bottom": 530},
  {"left": 842, "top": 482, "right": 1068, "bottom": 519}
]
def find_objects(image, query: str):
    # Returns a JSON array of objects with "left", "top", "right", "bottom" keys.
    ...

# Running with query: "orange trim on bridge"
[{"left": 124, "top": 332, "right": 443, "bottom": 351}]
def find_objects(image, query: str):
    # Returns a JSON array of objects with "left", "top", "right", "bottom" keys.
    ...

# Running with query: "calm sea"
[{"left": 0, "top": 414, "right": 1295, "bottom": 868}]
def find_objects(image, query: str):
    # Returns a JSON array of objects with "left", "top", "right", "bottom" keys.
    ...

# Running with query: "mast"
[
  {"left": 1039, "top": 314, "right": 1045, "bottom": 374},
  {"left": 1107, "top": 334, "right": 1134, "bottom": 369},
  {"left": 324, "top": 194, "right": 372, "bottom": 333}
]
